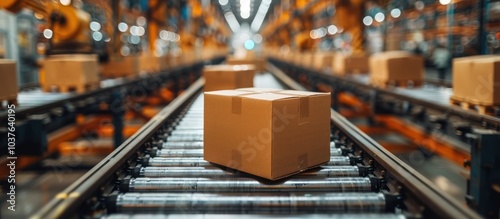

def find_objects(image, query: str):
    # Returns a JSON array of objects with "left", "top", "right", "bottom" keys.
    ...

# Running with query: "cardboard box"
[
  {"left": 226, "top": 57, "right": 266, "bottom": 72},
  {"left": 167, "top": 54, "right": 183, "bottom": 68},
  {"left": 453, "top": 56, "right": 500, "bottom": 105},
  {"left": 204, "top": 89, "right": 331, "bottom": 180},
  {"left": 333, "top": 53, "right": 369, "bottom": 75},
  {"left": 101, "top": 56, "right": 140, "bottom": 78},
  {"left": 300, "top": 52, "right": 314, "bottom": 68},
  {"left": 203, "top": 65, "right": 255, "bottom": 91},
  {"left": 140, "top": 54, "right": 167, "bottom": 73},
  {"left": 369, "top": 51, "right": 424, "bottom": 82},
  {"left": 312, "top": 52, "right": 335, "bottom": 71},
  {"left": 42, "top": 54, "right": 99, "bottom": 88},
  {"left": 0, "top": 60, "right": 18, "bottom": 100},
  {"left": 452, "top": 55, "right": 497, "bottom": 101}
]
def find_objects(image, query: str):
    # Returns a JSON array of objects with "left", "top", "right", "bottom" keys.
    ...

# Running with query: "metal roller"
[
  {"left": 153, "top": 148, "right": 342, "bottom": 157},
  {"left": 125, "top": 177, "right": 372, "bottom": 193},
  {"left": 154, "top": 149, "right": 204, "bottom": 157},
  {"left": 102, "top": 214, "right": 406, "bottom": 219},
  {"left": 135, "top": 166, "right": 360, "bottom": 178},
  {"left": 144, "top": 156, "right": 352, "bottom": 167},
  {"left": 162, "top": 141, "right": 204, "bottom": 149},
  {"left": 112, "top": 192, "right": 387, "bottom": 214},
  {"left": 165, "top": 135, "right": 204, "bottom": 142},
  {"left": 143, "top": 157, "right": 212, "bottom": 167},
  {"left": 169, "top": 130, "right": 204, "bottom": 135}
]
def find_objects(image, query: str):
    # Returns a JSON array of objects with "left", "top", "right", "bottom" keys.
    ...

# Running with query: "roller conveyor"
[
  {"left": 152, "top": 148, "right": 343, "bottom": 157},
  {"left": 125, "top": 177, "right": 372, "bottom": 192},
  {"left": 101, "top": 214, "right": 407, "bottom": 219},
  {"left": 142, "top": 156, "right": 352, "bottom": 167},
  {"left": 33, "top": 73, "right": 481, "bottom": 219},
  {"left": 134, "top": 166, "right": 362, "bottom": 178},
  {"left": 111, "top": 192, "right": 387, "bottom": 214}
]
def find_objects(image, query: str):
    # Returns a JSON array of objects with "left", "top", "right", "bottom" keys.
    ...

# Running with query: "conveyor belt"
[
  {"left": 110, "top": 88, "right": 386, "bottom": 215},
  {"left": 33, "top": 72, "right": 481, "bottom": 219}
]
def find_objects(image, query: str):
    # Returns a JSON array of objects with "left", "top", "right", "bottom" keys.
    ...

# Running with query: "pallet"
[
  {"left": 0, "top": 96, "right": 18, "bottom": 109},
  {"left": 42, "top": 82, "right": 100, "bottom": 93},
  {"left": 449, "top": 96, "right": 499, "bottom": 115},
  {"left": 370, "top": 79, "right": 423, "bottom": 88}
]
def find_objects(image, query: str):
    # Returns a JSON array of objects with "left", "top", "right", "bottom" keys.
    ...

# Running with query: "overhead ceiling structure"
[{"left": 217, "top": 0, "right": 279, "bottom": 33}]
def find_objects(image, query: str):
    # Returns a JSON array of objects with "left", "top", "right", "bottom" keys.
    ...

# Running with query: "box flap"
[
  {"left": 274, "top": 90, "right": 329, "bottom": 97},
  {"left": 243, "top": 93, "right": 296, "bottom": 101},
  {"left": 236, "top": 88, "right": 283, "bottom": 92},
  {"left": 204, "top": 90, "right": 255, "bottom": 96}
]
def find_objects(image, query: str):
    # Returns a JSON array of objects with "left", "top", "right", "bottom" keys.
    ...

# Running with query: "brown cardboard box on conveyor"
[
  {"left": 203, "top": 64, "right": 255, "bottom": 91},
  {"left": 204, "top": 89, "right": 331, "bottom": 180}
]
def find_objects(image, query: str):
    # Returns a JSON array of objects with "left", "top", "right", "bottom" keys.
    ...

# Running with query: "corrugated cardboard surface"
[
  {"left": 452, "top": 55, "right": 497, "bottom": 103},
  {"left": 461, "top": 56, "right": 500, "bottom": 105},
  {"left": 369, "top": 51, "right": 424, "bottom": 81},
  {"left": 43, "top": 55, "right": 99, "bottom": 85},
  {"left": 0, "top": 60, "right": 18, "bottom": 99},
  {"left": 203, "top": 65, "right": 255, "bottom": 91},
  {"left": 333, "top": 53, "right": 369, "bottom": 75},
  {"left": 204, "top": 89, "right": 331, "bottom": 180},
  {"left": 101, "top": 56, "right": 139, "bottom": 77}
]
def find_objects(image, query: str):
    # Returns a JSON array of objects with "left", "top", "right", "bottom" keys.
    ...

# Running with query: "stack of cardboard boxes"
[
  {"left": 369, "top": 51, "right": 424, "bottom": 87},
  {"left": 452, "top": 55, "right": 500, "bottom": 107},
  {"left": 204, "top": 88, "right": 331, "bottom": 180},
  {"left": 0, "top": 60, "right": 18, "bottom": 104},
  {"left": 42, "top": 54, "right": 100, "bottom": 92}
]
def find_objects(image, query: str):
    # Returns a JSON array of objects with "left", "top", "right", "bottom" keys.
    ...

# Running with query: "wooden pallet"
[
  {"left": 449, "top": 96, "right": 499, "bottom": 115},
  {"left": 0, "top": 95, "right": 18, "bottom": 109},
  {"left": 42, "top": 82, "right": 100, "bottom": 93},
  {"left": 370, "top": 79, "right": 423, "bottom": 88}
]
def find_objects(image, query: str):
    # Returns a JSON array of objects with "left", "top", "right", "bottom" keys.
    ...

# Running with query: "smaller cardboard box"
[
  {"left": 101, "top": 56, "right": 140, "bottom": 78},
  {"left": 312, "top": 52, "right": 335, "bottom": 71},
  {"left": 452, "top": 55, "right": 497, "bottom": 101},
  {"left": 227, "top": 57, "right": 266, "bottom": 72},
  {"left": 42, "top": 54, "right": 99, "bottom": 87},
  {"left": 333, "top": 53, "right": 369, "bottom": 75},
  {"left": 300, "top": 52, "right": 314, "bottom": 68},
  {"left": 455, "top": 56, "right": 500, "bottom": 105},
  {"left": 0, "top": 60, "right": 18, "bottom": 100},
  {"left": 204, "top": 89, "right": 331, "bottom": 180},
  {"left": 203, "top": 65, "right": 255, "bottom": 91},
  {"left": 369, "top": 51, "right": 424, "bottom": 82},
  {"left": 140, "top": 55, "right": 167, "bottom": 73}
]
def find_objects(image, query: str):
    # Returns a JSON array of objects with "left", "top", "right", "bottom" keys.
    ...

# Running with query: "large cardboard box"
[
  {"left": 369, "top": 51, "right": 424, "bottom": 82},
  {"left": 0, "top": 60, "right": 18, "bottom": 100},
  {"left": 333, "top": 53, "right": 369, "bottom": 75},
  {"left": 452, "top": 55, "right": 497, "bottom": 101},
  {"left": 453, "top": 56, "right": 500, "bottom": 105},
  {"left": 101, "top": 56, "right": 140, "bottom": 78},
  {"left": 140, "top": 55, "right": 167, "bottom": 73},
  {"left": 226, "top": 57, "right": 266, "bottom": 72},
  {"left": 203, "top": 65, "right": 255, "bottom": 91},
  {"left": 204, "top": 89, "right": 331, "bottom": 180},
  {"left": 42, "top": 54, "right": 99, "bottom": 89}
]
